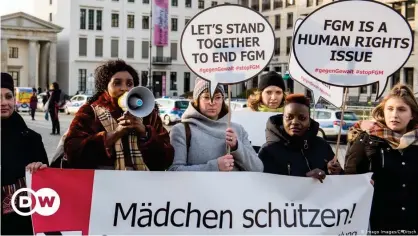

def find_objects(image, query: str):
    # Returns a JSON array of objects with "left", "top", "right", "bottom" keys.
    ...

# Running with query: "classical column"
[
  {"left": 386, "top": 76, "right": 393, "bottom": 93},
  {"left": 367, "top": 85, "right": 372, "bottom": 97},
  {"left": 400, "top": 68, "right": 406, "bottom": 85},
  {"left": 39, "top": 42, "right": 49, "bottom": 89},
  {"left": 28, "top": 40, "right": 38, "bottom": 88},
  {"left": 1, "top": 38, "right": 8, "bottom": 73},
  {"left": 246, "top": 79, "right": 253, "bottom": 89},
  {"left": 49, "top": 41, "right": 57, "bottom": 84}
]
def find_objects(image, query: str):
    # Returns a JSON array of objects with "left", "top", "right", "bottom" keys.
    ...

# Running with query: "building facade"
[
  {"left": 32, "top": 0, "right": 238, "bottom": 96},
  {"left": 1, "top": 12, "right": 62, "bottom": 89},
  {"left": 240, "top": 0, "right": 417, "bottom": 104}
]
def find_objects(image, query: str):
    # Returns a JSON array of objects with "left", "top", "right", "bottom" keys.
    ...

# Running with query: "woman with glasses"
[
  {"left": 168, "top": 78, "right": 263, "bottom": 172},
  {"left": 345, "top": 84, "right": 418, "bottom": 233}
]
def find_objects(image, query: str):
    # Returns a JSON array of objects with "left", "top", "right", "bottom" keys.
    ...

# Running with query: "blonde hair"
[
  {"left": 193, "top": 89, "right": 229, "bottom": 119},
  {"left": 372, "top": 83, "right": 418, "bottom": 131},
  {"left": 247, "top": 89, "right": 286, "bottom": 111}
]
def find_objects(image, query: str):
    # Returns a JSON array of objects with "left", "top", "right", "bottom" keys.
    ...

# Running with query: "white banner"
[
  {"left": 31, "top": 169, "right": 373, "bottom": 235},
  {"left": 231, "top": 110, "right": 277, "bottom": 147}
]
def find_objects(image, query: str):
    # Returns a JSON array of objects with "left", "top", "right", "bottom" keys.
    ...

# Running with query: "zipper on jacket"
[
  {"left": 301, "top": 149, "right": 312, "bottom": 172},
  {"left": 303, "top": 140, "right": 309, "bottom": 150},
  {"left": 287, "top": 163, "right": 291, "bottom": 175},
  {"left": 380, "top": 148, "right": 385, "bottom": 168}
]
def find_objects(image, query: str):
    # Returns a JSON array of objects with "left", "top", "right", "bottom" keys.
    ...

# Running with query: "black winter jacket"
[
  {"left": 1, "top": 112, "right": 49, "bottom": 235},
  {"left": 345, "top": 132, "right": 418, "bottom": 233},
  {"left": 259, "top": 114, "right": 335, "bottom": 176},
  {"left": 48, "top": 89, "right": 61, "bottom": 111}
]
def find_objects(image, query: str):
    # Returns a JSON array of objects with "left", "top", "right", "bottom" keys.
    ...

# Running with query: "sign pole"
[
  {"left": 334, "top": 87, "right": 349, "bottom": 163},
  {"left": 227, "top": 85, "right": 232, "bottom": 154},
  {"left": 147, "top": 1, "right": 153, "bottom": 90},
  {"left": 311, "top": 93, "right": 316, "bottom": 122}
]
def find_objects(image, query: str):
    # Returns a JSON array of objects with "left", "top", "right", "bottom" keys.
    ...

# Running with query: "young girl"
[{"left": 345, "top": 84, "right": 418, "bottom": 233}]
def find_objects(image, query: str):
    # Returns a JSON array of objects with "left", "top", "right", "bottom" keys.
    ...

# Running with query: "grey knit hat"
[{"left": 193, "top": 78, "right": 225, "bottom": 100}]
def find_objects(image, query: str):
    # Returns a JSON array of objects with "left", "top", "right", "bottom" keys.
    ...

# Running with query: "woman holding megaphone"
[{"left": 64, "top": 60, "right": 174, "bottom": 170}]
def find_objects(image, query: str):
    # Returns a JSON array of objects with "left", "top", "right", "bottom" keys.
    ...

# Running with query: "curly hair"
[
  {"left": 88, "top": 59, "right": 140, "bottom": 104},
  {"left": 372, "top": 83, "right": 418, "bottom": 131}
]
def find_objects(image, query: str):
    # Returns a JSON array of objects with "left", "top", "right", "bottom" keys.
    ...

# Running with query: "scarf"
[
  {"left": 352, "top": 120, "right": 418, "bottom": 150},
  {"left": 91, "top": 105, "right": 149, "bottom": 171},
  {"left": 258, "top": 104, "right": 284, "bottom": 112},
  {"left": 2, "top": 177, "right": 26, "bottom": 214}
]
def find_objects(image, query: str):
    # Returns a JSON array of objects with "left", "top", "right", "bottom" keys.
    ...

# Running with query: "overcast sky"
[{"left": 0, "top": 0, "right": 34, "bottom": 16}]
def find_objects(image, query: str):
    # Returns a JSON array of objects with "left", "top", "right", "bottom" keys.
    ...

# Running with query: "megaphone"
[{"left": 117, "top": 86, "right": 155, "bottom": 117}]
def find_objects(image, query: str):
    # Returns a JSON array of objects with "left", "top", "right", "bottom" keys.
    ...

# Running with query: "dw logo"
[{"left": 11, "top": 188, "right": 61, "bottom": 216}]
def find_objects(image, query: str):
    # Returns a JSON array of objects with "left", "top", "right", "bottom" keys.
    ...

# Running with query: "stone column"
[
  {"left": 28, "top": 40, "right": 38, "bottom": 88},
  {"left": 367, "top": 85, "right": 372, "bottom": 97},
  {"left": 1, "top": 38, "right": 8, "bottom": 73},
  {"left": 49, "top": 41, "right": 57, "bottom": 84},
  {"left": 386, "top": 76, "right": 393, "bottom": 93},
  {"left": 400, "top": 67, "right": 406, "bottom": 84},
  {"left": 39, "top": 42, "right": 49, "bottom": 89},
  {"left": 246, "top": 79, "right": 253, "bottom": 89}
]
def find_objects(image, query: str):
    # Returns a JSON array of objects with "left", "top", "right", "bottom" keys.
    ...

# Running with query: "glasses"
[{"left": 200, "top": 95, "right": 223, "bottom": 103}]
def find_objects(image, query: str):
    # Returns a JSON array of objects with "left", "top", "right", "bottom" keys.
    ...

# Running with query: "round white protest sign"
[
  {"left": 180, "top": 4, "right": 275, "bottom": 95},
  {"left": 293, "top": 0, "right": 413, "bottom": 98}
]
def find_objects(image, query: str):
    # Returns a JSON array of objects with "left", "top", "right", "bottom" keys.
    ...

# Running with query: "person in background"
[
  {"left": 29, "top": 88, "right": 37, "bottom": 120},
  {"left": 48, "top": 82, "right": 61, "bottom": 135},
  {"left": 245, "top": 71, "right": 286, "bottom": 112},
  {"left": 259, "top": 94, "right": 341, "bottom": 181},
  {"left": 344, "top": 84, "right": 418, "bottom": 233},
  {"left": 64, "top": 59, "right": 174, "bottom": 170},
  {"left": 169, "top": 78, "right": 263, "bottom": 172},
  {"left": 42, "top": 91, "right": 49, "bottom": 121},
  {"left": 1, "top": 73, "right": 49, "bottom": 235}
]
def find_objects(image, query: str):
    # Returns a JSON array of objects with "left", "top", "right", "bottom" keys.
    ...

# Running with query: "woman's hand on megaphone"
[{"left": 117, "top": 112, "right": 147, "bottom": 137}]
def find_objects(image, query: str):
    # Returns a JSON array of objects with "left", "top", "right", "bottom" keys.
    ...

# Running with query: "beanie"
[
  {"left": 193, "top": 78, "right": 225, "bottom": 100},
  {"left": 258, "top": 71, "right": 286, "bottom": 92},
  {"left": 1, "top": 72, "right": 15, "bottom": 94}
]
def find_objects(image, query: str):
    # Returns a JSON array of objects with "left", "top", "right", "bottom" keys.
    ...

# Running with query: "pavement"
[{"left": 21, "top": 111, "right": 348, "bottom": 165}]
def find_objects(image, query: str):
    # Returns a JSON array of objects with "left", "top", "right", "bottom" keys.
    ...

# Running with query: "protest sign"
[
  {"left": 29, "top": 169, "right": 373, "bottom": 235},
  {"left": 293, "top": 0, "right": 413, "bottom": 99},
  {"left": 289, "top": 18, "right": 344, "bottom": 108},
  {"left": 180, "top": 4, "right": 275, "bottom": 96},
  {"left": 231, "top": 110, "right": 278, "bottom": 147}
]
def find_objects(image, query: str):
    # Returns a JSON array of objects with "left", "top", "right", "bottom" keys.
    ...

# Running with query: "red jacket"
[{"left": 64, "top": 92, "right": 174, "bottom": 170}]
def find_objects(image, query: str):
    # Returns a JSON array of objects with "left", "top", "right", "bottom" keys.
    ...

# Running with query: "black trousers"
[
  {"left": 49, "top": 109, "right": 60, "bottom": 134},
  {"left": 30, "top": 108, "right": 36, "bottom": 119}
]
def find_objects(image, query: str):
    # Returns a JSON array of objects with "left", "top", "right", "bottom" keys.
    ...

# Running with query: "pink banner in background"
[{"left": 153, "top": 0, "right": 168, "bottom": 46}]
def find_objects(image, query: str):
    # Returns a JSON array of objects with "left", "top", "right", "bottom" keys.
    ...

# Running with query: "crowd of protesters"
[{"left": 2, "top": 59, "right": 418, "bottom": 235}]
